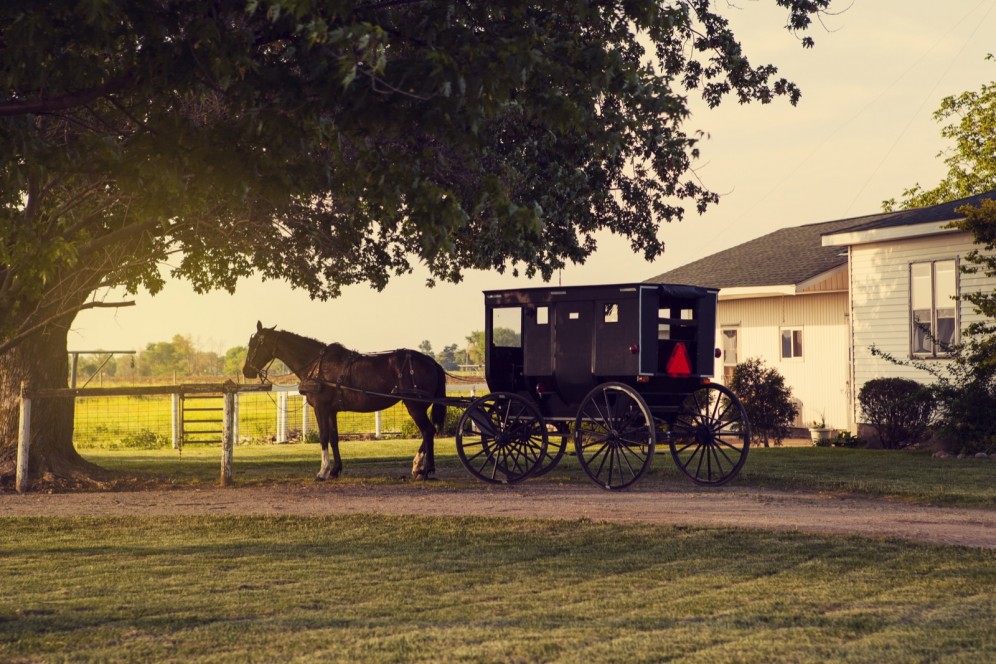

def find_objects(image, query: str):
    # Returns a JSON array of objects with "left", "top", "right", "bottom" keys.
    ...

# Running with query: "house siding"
[
  {"left": 716, "top": 292, "right": 850, "bottom": 430},
  {"left": 799, "top": 268, "right": 848, "bottom": 293},
  {"left": 849, "top": 231, "right": 992, "bottom": 424}
]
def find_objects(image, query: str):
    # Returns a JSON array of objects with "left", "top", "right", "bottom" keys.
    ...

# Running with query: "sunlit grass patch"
[{"left": 1, "top": 516, "right": 993, "bottom": 662}]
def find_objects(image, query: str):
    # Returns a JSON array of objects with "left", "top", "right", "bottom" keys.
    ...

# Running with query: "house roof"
[
  {"left": 821, "top": 190, "right": 996, "bottom": 246},
  {"left": 649, "top": 190, "right": 996, "bottom": 289},
  {"left": 824, "top": 190, "right": 996, "bottom": 235},
  {"left": 646, "top": 217, "right": 863, "bottom": 289}
]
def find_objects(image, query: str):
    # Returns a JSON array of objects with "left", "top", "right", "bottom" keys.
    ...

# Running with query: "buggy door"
[{"left": 552, "top": 301, "right": 594, "bottom": 403}]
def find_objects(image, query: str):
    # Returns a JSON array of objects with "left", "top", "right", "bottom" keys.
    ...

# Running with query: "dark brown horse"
[{"left": 243, "top": 322, "right": 446, "bottom": 480}]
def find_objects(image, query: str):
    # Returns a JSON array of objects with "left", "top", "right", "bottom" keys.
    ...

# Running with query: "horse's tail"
[{"left": 431, "top": 361, "right": 447, "bottom": 434}]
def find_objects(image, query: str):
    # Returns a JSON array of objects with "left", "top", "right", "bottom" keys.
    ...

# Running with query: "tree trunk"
[{"left": 0, "top": 315, "right": 108, "bottom": 487}]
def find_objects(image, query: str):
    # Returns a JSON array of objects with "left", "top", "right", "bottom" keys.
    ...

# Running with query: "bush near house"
[
  {"left": 926, "top": 337, "right": 996, "bottom": 455},
  {"left": 729, "top": 358, "right": 798, "bottom": 447},
  {"left": 858, "top": 378, "right": 935, "bottom": 449}
]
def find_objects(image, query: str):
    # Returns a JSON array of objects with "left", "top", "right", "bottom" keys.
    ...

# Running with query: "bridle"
[
  {"left": 249, "top": 331, "right": 281, "bottom": 385},
  {"left": 250, "top": 329, "right": 327, "bottom": 384}
]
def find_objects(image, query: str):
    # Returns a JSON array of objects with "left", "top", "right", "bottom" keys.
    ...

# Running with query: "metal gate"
[{"left": 180, "top": 391, "right": 224, "bottom": 446}]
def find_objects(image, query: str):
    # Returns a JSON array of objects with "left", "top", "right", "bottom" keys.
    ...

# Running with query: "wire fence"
[{"left": 71, "top": 383, "right": 486, "bottom": 450}]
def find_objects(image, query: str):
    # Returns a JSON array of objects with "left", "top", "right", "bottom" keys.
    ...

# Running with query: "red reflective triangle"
[{"left": 666, "top": 343, "right": 692, "bottom": 377}]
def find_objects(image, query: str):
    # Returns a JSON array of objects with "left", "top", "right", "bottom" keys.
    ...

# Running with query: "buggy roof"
[{"left": 482, "top": 282, "right": 718, "bottom": 307}]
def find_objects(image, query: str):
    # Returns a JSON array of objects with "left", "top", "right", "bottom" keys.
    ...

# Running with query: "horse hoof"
[{"left": 314, "top": 475, "right": 326, "bottom": 482}]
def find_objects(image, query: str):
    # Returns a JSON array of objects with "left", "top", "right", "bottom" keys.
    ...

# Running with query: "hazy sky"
[{"left": 71, "top": 0, "right": 996, "bottom": 357}]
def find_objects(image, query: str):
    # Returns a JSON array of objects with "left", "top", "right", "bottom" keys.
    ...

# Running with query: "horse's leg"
[
  {"left": 328, "top": 412, "right": 343, "bottom": 479},
  {"left": 405, "top": 402, "right": 435, "bottom": 480},
  {"left": 315, "top": 407, "right": 333, "bottom": 481}
]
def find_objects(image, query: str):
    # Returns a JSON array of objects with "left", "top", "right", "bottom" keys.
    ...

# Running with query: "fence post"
[
  {"left": 16, "top": 382, "right": 31, "bottom": 494},
  {"left": 276, "top": 391, "right": 288, "bottom": 443},
  {"left": 233, "top": 392, "right": 240, "bottom": 444},
  {"left": 171, "top": 393, "right": 180, "bottom": 449},
  {"left": 301, "top": 396, "right": 310, "bottom": 439},
  {"left": 375, "top": 410, "right": 382, "bottom": 439},
  {"left": 220, "top": 388, "right": 235, "bottom": 486}
]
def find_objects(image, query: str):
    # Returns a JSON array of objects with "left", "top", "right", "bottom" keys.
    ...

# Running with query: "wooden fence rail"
[
  {"left": 16, "top": 382, "right": 273, "bottom": 493},
  {"left": 16, "top": 381, "right": 487, "bottom": 493}
]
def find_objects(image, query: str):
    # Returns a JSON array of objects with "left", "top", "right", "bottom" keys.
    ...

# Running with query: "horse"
[{"left": 242, "top": 322, "right": 447, "bottom": 481}]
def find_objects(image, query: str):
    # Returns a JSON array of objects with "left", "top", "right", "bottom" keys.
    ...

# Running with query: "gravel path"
[{"left": 3, "top": 482, "right": 995, "bottom": 549}]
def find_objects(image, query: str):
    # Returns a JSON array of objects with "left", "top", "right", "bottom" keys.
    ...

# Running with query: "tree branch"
[
  {"left": 77, "top": 219, "right": 163, "bottom": 258},
  {"left": 0, "top": 300, "right": 135, "bottom": 356},
  {"left": 0, "top": 74, "right": 136, "bottom": 117}
]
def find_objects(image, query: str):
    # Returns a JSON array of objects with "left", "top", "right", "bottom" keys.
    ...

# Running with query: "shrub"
[
  {"left": 118, "top": 429, "right": 170, "bottom": 450},
  {"left": 857, "top": 378, "right": 935, "bottom": 449},
  {"left": 831, "top": 431, "right": 866, "bottom": 448},
  {"left": 729, "top": 358, "right": 798, "bottom": 447},
  {"left": 933, "top": 344, "right": 996, "bottom": 454}
]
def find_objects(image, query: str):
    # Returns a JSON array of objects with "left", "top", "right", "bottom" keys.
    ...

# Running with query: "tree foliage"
[
  {"left": 0, "top": 0, "right": 834, "bottom": 479},
  {"left": 949, "top": 199, "right": 996, "bottom": 351},
  {"left": 137, "top": 334, "right": 224, "bottom": 377},
  {"left": 883, "top": 56, "right": 996, "bottom": 211},
  {"left": 1, "top": 0, "right": 832, "bottom": 355},
  {"left": 880, "top": 61, "right": 996, "bottom": 453}
]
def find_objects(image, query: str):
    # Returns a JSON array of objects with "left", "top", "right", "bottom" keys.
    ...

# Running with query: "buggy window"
[{"left": 491, "top": 307, "right": 522, "bottom": 348}]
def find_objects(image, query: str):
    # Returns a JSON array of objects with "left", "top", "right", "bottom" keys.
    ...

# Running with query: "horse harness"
[{"left": 298, "top": 345, "right": 432, "bottom": 407}]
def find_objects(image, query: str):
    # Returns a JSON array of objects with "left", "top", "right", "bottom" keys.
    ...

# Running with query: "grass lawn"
[
  {"left": 83, "top": 439, "right": 996, "bottom": 508},
  {"left": 2, "top": 515, "right": 994, "bottom": 662}
]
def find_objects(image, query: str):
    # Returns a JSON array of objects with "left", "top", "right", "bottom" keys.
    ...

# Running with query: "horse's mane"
[{"left": 276, "top": 329, "right": 353, "bottom": 353}]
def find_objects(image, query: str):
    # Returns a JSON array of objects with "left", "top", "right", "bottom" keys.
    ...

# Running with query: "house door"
[{"left": 721, "top": 327, "right": 739, "bottom": 384}]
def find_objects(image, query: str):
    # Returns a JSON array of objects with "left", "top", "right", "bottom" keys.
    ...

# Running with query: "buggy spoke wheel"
[
  {"left": 529, "top": 421, "right": 569, "bottom": 478},
  {"left": 456, "top": 393, "right": 548, "bottom": 484},
  {"left": 669, "top": 383, "right": 751, "bottom": 486},
  {"left": 573, "top": 382, "right": 655, "bottom": 490}
]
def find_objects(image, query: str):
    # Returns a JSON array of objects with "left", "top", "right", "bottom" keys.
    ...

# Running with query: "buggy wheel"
[
  {"left": 669, "top": 383, "right": 751, "bottom": 486},
  {"left": 529, "top": 421, "right": 569, "bottom": 478},
  {"left": 573, "top": 382, "right": 656, "bottom": 490},
  {"left": 456, "top": 393, "right": 548, "bottom": 484}
]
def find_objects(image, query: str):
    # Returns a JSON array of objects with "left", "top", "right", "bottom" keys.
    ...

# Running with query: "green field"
[
  {"left": 2, "top": 515, "right": 994, "bottom": 662},
  {"left": 72, "top": 388, "right": 478, "bottom": 449}
]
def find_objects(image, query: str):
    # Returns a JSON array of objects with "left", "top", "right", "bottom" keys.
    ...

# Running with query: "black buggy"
[{"left": 455, "top": 282, "right": 752, "bottom": 490}]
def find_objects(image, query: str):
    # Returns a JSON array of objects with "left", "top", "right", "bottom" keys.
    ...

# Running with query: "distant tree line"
[
  {"left": 74, "top": 330, "right": 521, "bottom": 381},
  {"left": 419, "top": 328, "right": 519, "bottom": 371},
  {"left": 73, "top": 335, "right": 244, "bottom": 381}
]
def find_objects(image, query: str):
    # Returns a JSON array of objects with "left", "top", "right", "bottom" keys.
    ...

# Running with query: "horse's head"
[{"left": 243, "top": 321, "right": 278, "bottom": 380}]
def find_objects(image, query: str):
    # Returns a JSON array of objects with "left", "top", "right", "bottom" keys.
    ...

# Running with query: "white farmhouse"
[
  {"left": 822, "top": 191, "right": 996, "bottom": 430},
  {"left": 649, "top": 191, "right": 996, "bottom": 435}
]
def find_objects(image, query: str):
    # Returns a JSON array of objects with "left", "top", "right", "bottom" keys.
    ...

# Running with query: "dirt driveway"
[{"left": 3, "top": 482, "right": 995, "bottom": 549}]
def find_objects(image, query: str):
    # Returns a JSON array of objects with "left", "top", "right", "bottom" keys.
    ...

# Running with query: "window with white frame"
[
  {"left": 910, "top": 259, "right": 958, "bottom": 356},
  {"left": 780, "top": 328, "right": 803, "bottom": 359},
  {"left": 721, "top": 328, "right": 738, "bottom": 383}
]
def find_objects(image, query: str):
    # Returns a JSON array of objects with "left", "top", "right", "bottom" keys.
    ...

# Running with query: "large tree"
[
  {"left": 1, "top": 0, "right": 833, "bottom": 483},
  {"left": 884, "top": 57, "right": 996, "bottom": 347},
  {"left": 883, "top": 60, "right": 996, "bottom": 449}
]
